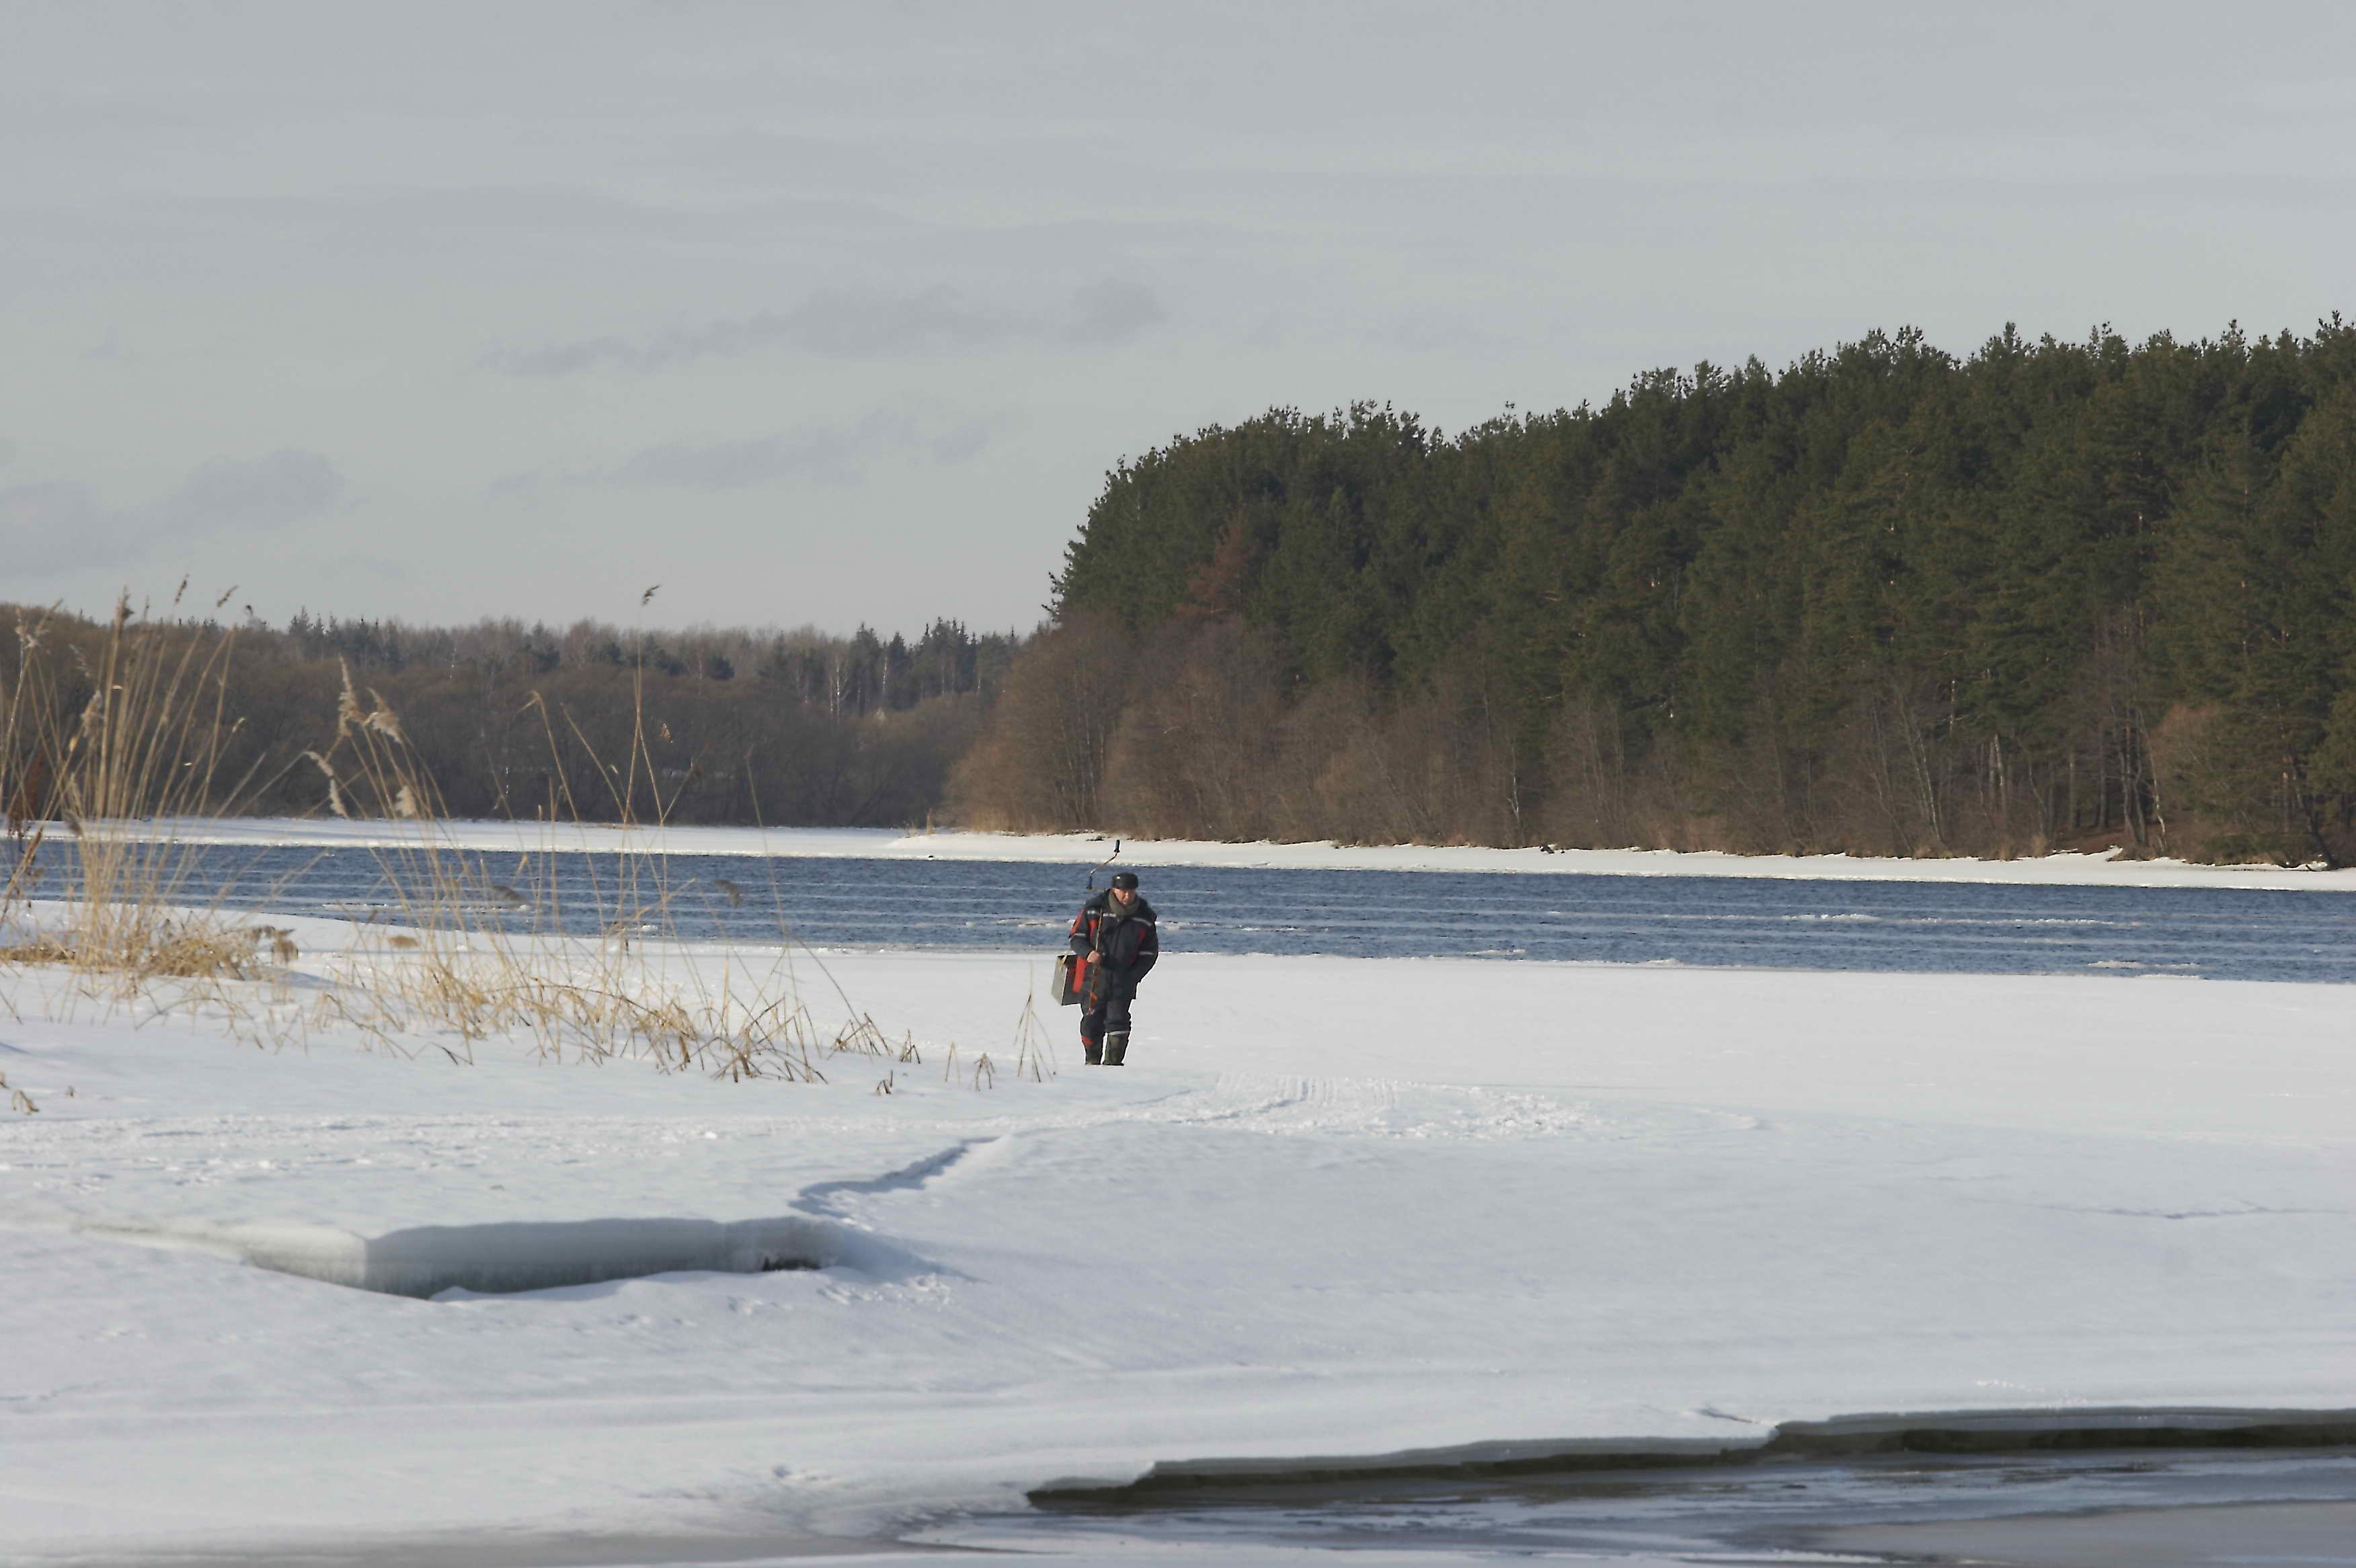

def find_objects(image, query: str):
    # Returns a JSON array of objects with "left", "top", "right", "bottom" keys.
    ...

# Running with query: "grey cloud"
[
  {"left": 0, "top": 450, "right": 343, "bottom": 575},
  {"left": 177, "top": 186, "right": 897, "bottom": 251},
  {"left": 154, "top": 450, "right": 343, "bottom": 534},
  {"left": 4, "top": 185, "right": 926, "bottom": 297},
  {"left": 0, "top": 481, "right": 106, "bottom": 572},
  {"left": 0, "top": 434, "right": 17, "bottom": 465},
  {"left": 489, "top": 279, "right": 1165, "bottom": 376},
  {"left": 1064, "top": 278, "right": 1165, "bottom": 345},
  {"left": 602, "top": 406, "right": 1003, "bottom": 493}
]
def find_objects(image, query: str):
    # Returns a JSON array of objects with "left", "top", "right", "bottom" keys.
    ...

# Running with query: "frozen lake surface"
[
  {"left": 8, "top": 836, "right": 2356, "bottom": 1565},
  {"left": 32, "top": 840, "right": 2356, "bottom": 981}
]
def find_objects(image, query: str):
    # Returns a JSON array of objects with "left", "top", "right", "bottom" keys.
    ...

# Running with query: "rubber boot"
[
  {"left": 1083, "top": 1038, "right": 1102, "bottom": 1066},
  {"left": 1101, "top": 1029, "right": 1129, "bottom": 1066}
]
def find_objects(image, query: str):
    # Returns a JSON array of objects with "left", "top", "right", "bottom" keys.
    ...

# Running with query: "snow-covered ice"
[
  {"left": 3, "top": 920, "right": 2353, "bottom": 1561},
  {"left": 116, "top": 814, "right": 2356, "bottom": 890}
]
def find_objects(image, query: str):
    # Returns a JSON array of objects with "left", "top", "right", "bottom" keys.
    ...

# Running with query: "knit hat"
[{"left": 1109, "top": 871, "right": 1139, "bottom": 890}]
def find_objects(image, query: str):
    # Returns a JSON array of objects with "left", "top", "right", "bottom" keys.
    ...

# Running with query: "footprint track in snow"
[{"left": 791, "top": 1136, "right": 1004, "bottom": 1218}]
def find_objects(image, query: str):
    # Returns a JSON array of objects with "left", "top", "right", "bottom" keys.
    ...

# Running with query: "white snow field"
[
  {"left": 125, "top": 814, "right": 2356, "bottom": 890},
  {"left": 3, "top": 920, "right": 2353, "bottom": 1563}
]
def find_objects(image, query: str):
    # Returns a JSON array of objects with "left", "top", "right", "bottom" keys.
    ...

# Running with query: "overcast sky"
[{"left": 5, "top": 2, "right": 2353, "bottom": 637}]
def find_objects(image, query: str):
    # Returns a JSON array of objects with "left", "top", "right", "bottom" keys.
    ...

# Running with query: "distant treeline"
[
  {"left": 3, "top": 608, "right": 1023, "bottom": 826},
  {"left": 954, "top": 320, "right": 2356, "bottom": 864}
]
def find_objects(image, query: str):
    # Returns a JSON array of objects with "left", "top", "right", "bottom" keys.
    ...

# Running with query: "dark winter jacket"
[{"left": 1069, "top": 890, "right": 1158, "bottom": 994}]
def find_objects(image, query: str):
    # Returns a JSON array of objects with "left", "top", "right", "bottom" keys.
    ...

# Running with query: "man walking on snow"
[{"left": 1070, "top": 870, "right": 1157, "bottom": 1065}]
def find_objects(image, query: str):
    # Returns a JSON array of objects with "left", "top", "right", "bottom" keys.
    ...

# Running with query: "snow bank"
[
  {"left": 104, "top": 815, "right": 2356, "bottom": 890},
  {"left": 83, "top": 1214, "right": 859, "bottom": 1298}
]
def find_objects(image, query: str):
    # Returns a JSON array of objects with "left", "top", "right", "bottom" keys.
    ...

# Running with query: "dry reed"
[
  {"left": 0, "top": 593, "right": 273, "bottom": 1017},
  {"left": 1, "top": 589, "right": 1050, "bottom": 1091}
]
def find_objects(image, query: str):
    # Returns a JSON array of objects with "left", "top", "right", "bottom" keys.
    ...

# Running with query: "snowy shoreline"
[
  {"left": 5, "top": 935, "right": 2353, "bottom": 1561},
  {"left": 86, "top": 814, "right": 2356, "bottom": 892}
]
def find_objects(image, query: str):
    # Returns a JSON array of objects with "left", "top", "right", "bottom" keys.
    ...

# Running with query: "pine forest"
[
  {"left": 13, "top": 320, "right": 2356, "bottom": 865},
  {"left": 958, "top": 319, "right": 2356, "bottom": 865}
]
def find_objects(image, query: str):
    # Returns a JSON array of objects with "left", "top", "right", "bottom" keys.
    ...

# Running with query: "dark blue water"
[{"left": 21, "top": 842, "right": 2356, "bottom": 983}]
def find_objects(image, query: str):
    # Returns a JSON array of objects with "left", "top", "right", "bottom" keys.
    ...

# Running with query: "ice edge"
[{"left": 1029, "top": 1407, "right": 2356, "bottom": 1499}]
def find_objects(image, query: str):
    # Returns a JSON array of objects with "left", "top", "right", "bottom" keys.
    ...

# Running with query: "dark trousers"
[{"left": 1080, "top": 987, "right": 1132, "bottom": 1048}]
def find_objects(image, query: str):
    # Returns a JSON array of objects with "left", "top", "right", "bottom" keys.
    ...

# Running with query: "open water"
[
  {"left": 958, "top": 1444, "right": 2356, "bottom": 1564},
  {"left": 22, "top": 840, "right": 2356, "bottom": 983}
]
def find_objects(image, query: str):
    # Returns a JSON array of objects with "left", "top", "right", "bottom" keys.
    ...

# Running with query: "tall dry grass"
[
  {"left": 1, "top": 592, "right": 1039, "bottom": 1090},
  {"left": 300, "top": 649, "right": 845, "bottom": 1078},
  {"left": 1, "top": 592, "right": 272, "bottom": 1004}
]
